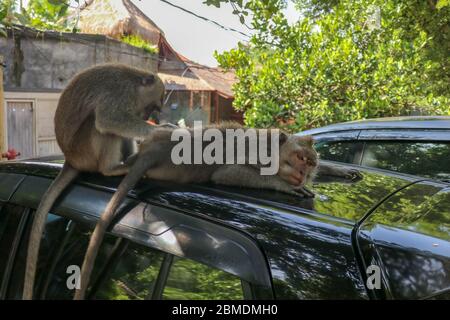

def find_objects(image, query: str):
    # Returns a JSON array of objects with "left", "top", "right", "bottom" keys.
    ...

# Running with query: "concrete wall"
[
  {"left": 0, "top": 27, "right": 158, "bottom": 90},
  {"left": 0, "top": 27, "right": 159, "bottom": 158}
]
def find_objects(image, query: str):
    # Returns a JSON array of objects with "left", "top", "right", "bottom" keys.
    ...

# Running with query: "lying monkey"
[
  {"left": 23, "top": 64, "right": 167, "bottom": 300},
  {"left": 74, "top": 125, "right": 360, "bottom": 299}
]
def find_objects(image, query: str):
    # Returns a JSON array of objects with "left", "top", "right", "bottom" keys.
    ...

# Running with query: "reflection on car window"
[
  {"left": 163, "top": 256, "right": 244, "bottom": 300},
  {"left": 12, "top": 210, "right": 245, "bottom": 300},
  {"left": 431, "top": 291, "right": 450, "bottom": 300},
  {"left": 315, "top": 141, "right": 361, "bottom": 164},
  {"left": 361, "top": 141, "right": 450, "bottom": 180},
  {"left": 93, "top": 242, "right": 165, "bottom": 300},
  {"left": 7, "top": 213, "right": 72, "bottom": 299},
  {"left": 40, "top": 219, "right": 110, "bottom": 300},
  {"left": 39, "top": 220, "right": 165, "bottom": 300},
  {"left": 0, "top": 207, "right": 163, "bottom": 300},
  {"left": 0, "top": 204, "right": 25, "bottom": 286}
]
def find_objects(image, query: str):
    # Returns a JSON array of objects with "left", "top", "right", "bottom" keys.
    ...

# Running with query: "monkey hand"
[
  {"left": 317, "top": 163, "right": 363, "bottom": 182},
  {"left": 345, "top": 168, "right": 363, "bottom": 180},
  {"left": 335, "top": 167, "right": 363, "bottom": 181},
  {"left": 158, "top": 123, "right": 178, "bottom": 129},
  {"left": 293, "top": 185, "right": 315, "bottom": 198}
]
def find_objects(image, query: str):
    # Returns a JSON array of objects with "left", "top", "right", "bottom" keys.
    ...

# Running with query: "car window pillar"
[{"left": 150, "top": 253, "right": 174, "bottom": 300}]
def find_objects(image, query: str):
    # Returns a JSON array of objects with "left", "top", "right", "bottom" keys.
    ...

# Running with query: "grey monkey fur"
[
  {"left": 74, "top": 126, "right": 360, "bottom": 299},
  {"left": 23, "top": 64, "right": 166, "bottom": 300}
]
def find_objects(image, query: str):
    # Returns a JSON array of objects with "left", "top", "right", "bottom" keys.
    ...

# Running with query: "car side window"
[
  {"left": 30, "top": 218, "right": 165, "bottom": 300},
  {"left": 12, "top": 211, "right": 246, "bottom": 300},
  {"left": 162, "top": 256, "right": 244, "bottom": 300},
  {"left": 91, "top": 240, "right": 165, "bottom": 300},
  {"left": 430, "top": 291, "right": 450, "bottom": 300},
  {"left": 314, "top": 141, "right": 362, "bottom": 164},
  {"left": 0, "top": 204, "right": 27, "bottom": 290},
  {"left": 361, "top": 141, "right": 450, "bottom": 180},
  {"left": 93, "top": 241, "right": 245, "bottom": 300},
  {"left": 5, "top": 212, "right": 71, "bottom": 299},
  {"left": 37, "top": 219, "right": 112, "bottom": 300}
]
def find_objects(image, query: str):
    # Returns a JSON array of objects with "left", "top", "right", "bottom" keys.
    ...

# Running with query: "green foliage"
[
  {"left": 204, "top": 0, "right": 248, "bottom": 11},
  {"left": 436, "top": 0, "right": 449, "bottom": 10},
  {"left": 25, "top": 0, "right": 71, "bottom": 31},
  {"left": 213, "top": 0, "right": 450, "bottom": 131},
  {"left": 121, "top": 34, "right": 158, "bottom": 54},
  {"left": 204, "top": 0, "right": 251, "bottom": 24},
  {"left": 163, "top": 258, "right": 243, "bottom": 300},
  {"left": 360, "top": 142, "right": 450, "bottom": 180},
  {"left": 0, "top": 0, "right": 16, "bottom": 36},
  {"left": 93, "top": 241, "right": 243, "bottom": 301},
  {"left": 368, "top": 183, "right": 450, "bottom": 241},
  {"left": 313, "top": 172, "right": 403, "bottom": 221},
  {"left": 0, "top": 0, "right": 73, "bottom": 34}
]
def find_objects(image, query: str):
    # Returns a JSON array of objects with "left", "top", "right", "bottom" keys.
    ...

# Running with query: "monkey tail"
[
  {"left": 23, "top": 163, "right": 79, "bottom": 300},
  {"left": 74, "top": 159, "right": 149, "bottom": 300}
]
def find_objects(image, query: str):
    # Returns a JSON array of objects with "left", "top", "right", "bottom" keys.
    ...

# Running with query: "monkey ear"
[
  {"left": 279, "top": 132, "right": 288, "bottom": 145},
  {"left": 301, "top": 135, "right": 314, "bottom": 147},
  {"left": 142, "top": 74, "right": 156, "bottom": 86}
]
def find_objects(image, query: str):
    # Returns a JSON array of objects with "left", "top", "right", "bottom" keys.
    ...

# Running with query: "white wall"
[{"left": 4, "top": 91, "right": 61, "bottom": 158}]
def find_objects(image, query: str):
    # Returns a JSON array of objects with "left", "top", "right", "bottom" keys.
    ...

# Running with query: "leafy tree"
[
  {"left": 208, "top": 0, "right": 450, "bottom": 131},
  {"left": 0, "top": 0, "right": 16, "bottom": 36},
  {"left": 296, "top": 0, "right": 449, "bottom": 96},
  {"left": 25, "top": 0, "right": 73, "bottom": 31},
  {"left": 0, "top": 0, "right": 75, "bottom": 34}
]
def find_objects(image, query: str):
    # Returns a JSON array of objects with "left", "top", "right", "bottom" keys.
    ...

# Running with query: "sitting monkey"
[
  {"left": 23, "top": 64, "right": 168, "bottom": 300},
  {"left": 74, "top": 125, "right": 360, "bottom": 299}
]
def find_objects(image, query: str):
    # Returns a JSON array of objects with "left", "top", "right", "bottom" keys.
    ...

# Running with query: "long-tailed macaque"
[
  {"left": 74, "top": 125, "right": 361, "bottom": 299},
  {"left": 23, "top": 64, "right": 167, "bottom": 300}
]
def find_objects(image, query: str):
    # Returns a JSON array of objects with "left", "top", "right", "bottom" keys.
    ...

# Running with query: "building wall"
[
  {"left": 3, "top": 91, "right": 61, "bottom": 158},
  {"left": 0, "top": 27, "right": 159, "bottom": 158},
  {"left": 209, "top": 93, "right": 242, "bottom": 125},
  {"left": 0, "top": 28, "right": 158, "bottom": 90},
  {"left": 217, "top": 95, "right": 243, "bottom": 124},
  {"left": 162, "top": 90, "right": 211, "bottom": 126}
]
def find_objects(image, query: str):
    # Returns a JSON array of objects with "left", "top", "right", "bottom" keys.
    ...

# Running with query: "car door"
[
  {"left": 0, "top": 172, "right": 273, "bottom": 300},
  {"left": 355, "top": 181, "right": 450, "bottom": 299},
  {"left": 0, "top": 172, "right": 30, "bottom": 298},
  {"left": 0, "top": 204, "right": 31, "bottom": 299}
]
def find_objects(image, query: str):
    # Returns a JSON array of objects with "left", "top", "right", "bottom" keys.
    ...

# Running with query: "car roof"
[
  {"left": 0, "top": 156, "right": 432, "bottom": 226},
  {"left": 297, "top": 116, "right": 450, "bottom": 136}
]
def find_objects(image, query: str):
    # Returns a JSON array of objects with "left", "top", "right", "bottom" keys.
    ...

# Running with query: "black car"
[
  {"left": 0, "top": 157, "right": 449, "bottom": 300},
  {"left": 297, "top": 116, "right": 450, "bottom": 181}
]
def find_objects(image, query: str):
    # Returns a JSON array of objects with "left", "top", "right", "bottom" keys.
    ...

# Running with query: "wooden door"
[{"left": 7, "top": 101, "right": 34, "bottom": 159}]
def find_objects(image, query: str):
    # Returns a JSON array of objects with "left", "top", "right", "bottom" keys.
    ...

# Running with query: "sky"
[
  {"left": 133, "top": 0, "right": 300, "bottom": 67},
  {"left": 21, "top": 0, "right": 300, "bottom": 67}
]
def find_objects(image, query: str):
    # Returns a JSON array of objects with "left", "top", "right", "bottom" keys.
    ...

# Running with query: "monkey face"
[
  {"left": 278, "top": 135, "right": 318, "bottom": 186},
  {"left": 137, "top": 74, "right": 166, "bottom": 121},
  {"left": 142, "top": 104, "right": 162, "bottom": 122}
]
